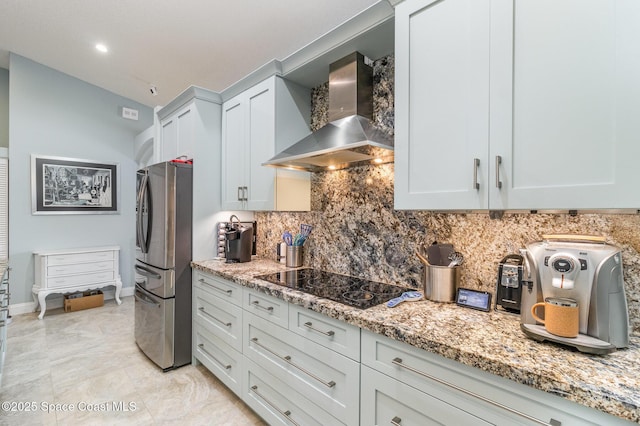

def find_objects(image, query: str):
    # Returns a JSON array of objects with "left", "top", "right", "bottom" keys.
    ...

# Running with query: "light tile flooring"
[{"left": 0, "top": 297, "right": 266, "bottom": 425}]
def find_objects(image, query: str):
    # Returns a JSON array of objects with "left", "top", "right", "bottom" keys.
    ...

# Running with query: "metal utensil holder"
[
  {"left": 286, "top": 246, "right": 303, "bottom": 268},
  {"left": 423, "top": 264, "right": 460, "bottom": 302}
]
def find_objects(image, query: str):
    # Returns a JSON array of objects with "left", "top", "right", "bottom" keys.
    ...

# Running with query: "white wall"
[
  {"left": 8, "top": 54, "right": 153, "bottom": 304},
  {"left": 0, "top": 68, "right": 8, "bottom": 148}
]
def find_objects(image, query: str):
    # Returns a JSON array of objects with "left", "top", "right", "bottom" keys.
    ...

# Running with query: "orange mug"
[{"left": 531, "top": 297, "right": 579, "bottom": 338}]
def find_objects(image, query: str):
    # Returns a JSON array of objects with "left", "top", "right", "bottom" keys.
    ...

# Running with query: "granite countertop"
[{"left": 192, "top": 258, "right": 640, "bottom": 423}]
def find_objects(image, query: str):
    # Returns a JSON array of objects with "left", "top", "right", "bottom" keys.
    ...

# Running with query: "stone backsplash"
[{"left": 255, "top": 54, "right": 640, "bottom": 335}]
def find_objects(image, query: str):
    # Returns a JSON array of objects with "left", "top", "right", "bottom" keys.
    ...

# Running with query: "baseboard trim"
[{"left": 8, "top": 286, "right": 134, "bottom": 317}]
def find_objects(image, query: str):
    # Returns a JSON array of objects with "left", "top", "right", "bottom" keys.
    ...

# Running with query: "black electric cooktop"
[{"left": 255, "top": 268, "right": 408, "bottom": 309}]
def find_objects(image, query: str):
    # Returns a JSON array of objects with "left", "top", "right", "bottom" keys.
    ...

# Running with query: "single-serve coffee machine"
[
  {"left": 224, "top": 215, "right": 253, "bottom": 263},
  {"left": 520, "top": 235, "right": 629, "bottom": 354},
  {"left": 495, "top": 253, "right": 526, "bottom": 313}
]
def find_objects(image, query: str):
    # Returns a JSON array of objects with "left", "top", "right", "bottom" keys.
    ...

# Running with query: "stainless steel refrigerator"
[{"left": 134, "top": 161, "right": 192, "bottom": 371}]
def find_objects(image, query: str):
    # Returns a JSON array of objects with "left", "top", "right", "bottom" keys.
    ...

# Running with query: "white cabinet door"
[
  {"left": 175, "top": 106, "right": 194, "bottom": 160},
  {"left": 221, "top": 76, "right": 311, "bottom": 211},
  {"left": 159, "top": 104, "right": 195, "bottom": 163},
  {"left": 221, "top": 97, "right": 246, "bottom": 210},
  {"left": 160, "top": 117, "right": 178, "bottom": 163},
  {"left": 396, "top": 0, "right": 640, "bottom": 211},
  {"left": 490, "top": 0, "right": 640, "bottom": 210},
  {"left": 394, "top": 0, "right": 491, "bottom": 210},
  {"left": 246, "top": 80, "right": 277, "bottom": 211}
]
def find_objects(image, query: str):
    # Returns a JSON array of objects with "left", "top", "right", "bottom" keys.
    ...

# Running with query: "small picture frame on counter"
[{"left": 456, "top": 288, "right": 492, "bottom": 312}]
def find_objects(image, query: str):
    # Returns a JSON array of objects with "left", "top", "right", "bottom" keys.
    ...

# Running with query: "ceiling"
[{"left": 0, "top": 0, "right": 384, "bottom": 108}]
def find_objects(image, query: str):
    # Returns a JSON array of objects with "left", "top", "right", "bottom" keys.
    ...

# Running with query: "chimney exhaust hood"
[{"left": 263, "top": 52, "right": 394, "bottom": 172}]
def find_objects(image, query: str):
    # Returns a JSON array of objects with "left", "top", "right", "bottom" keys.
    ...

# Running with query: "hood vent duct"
[{"left": 263, "top": 52, "right": 394, "bottom": 172}]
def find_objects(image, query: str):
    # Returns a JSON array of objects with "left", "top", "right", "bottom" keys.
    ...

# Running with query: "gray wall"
[
  {"left": 8, "top": 54, "right": 153, "bottom": 304},
  {"left": 0, "top": 68, "right": 8, "bottom": 148}
]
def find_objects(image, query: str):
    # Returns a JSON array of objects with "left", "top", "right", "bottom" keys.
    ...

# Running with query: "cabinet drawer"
[
  {"left": 361, "top": 330, "right": 600, "bottom": 426},
  {"left": 244, "top": 312, "right": 359, "bottom": 426},
  {"left": 194, "top": 272, "right": 242, "bottom": 306},
  {"left": 244, "top": 358, "right": 346, "bottom": 426},
  {"left": 243, "top": 288, "right": 288, "bottom": 328},
  {"left": 194, "top": 286, "right": 242, "bottom": 352},
  {"left": 194, "top": 323, "right": 242, "bottom": 396},
  {"left": 289, "top": 304, "right": 360, "bottom": 361},
  {"left": 47, "top": 261, "right": 114, "bottom": 277},
  {"left": 361, "top": 364, "right": 490, "bottom": 426},
  {"left": 47, "top": 250, "right": 114, "bottom": 266},
  {"left": 46, "top": 271, "right": 114, "bottom": 289}
]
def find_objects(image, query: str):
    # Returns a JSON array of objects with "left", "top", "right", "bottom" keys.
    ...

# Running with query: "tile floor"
[{"left": 0, "top": 297, "right": 267, "bottom": 425}]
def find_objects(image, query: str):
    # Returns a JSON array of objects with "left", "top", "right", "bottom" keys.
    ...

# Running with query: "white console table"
[{"left": 32, "top": 246, "right": 122, "bottom": 319}]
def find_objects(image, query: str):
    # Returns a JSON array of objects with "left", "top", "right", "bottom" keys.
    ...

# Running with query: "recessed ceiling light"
[{"left": 95, "top": 43, "right": 108, "bottom": 53}]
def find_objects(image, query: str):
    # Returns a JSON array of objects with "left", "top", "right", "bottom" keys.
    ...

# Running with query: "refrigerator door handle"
[
  {"left": 137, "top": 172, "right": 151, "bottom": 253},
  {"left": 135, "top": 264, "right": 162, "bottom": 279},
  {"left": 134, "top": 290, "right": 160, "bottom": 308}
]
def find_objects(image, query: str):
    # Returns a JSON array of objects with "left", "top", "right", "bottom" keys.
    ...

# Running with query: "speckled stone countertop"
[{"left": 192, "top": 258, "right": 640, "bottom": 423}]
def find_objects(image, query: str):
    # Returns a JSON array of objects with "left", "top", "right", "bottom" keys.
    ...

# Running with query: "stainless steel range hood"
[{"left": 263, "top": 52, "right": 394, "bottom": 172}]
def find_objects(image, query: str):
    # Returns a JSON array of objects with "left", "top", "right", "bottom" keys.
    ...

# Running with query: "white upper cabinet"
[
  {"left": 157, "top": 87, "right": 221, "bottom": 164},
  {"left": 394, "top": 0, "right": 491, "bottom": 210},
  {"left": 221, "top": 76, "right": 311, "bottom": 211},
  {"left": 395, "top": 0, "right": 640, "bottom": 211}
]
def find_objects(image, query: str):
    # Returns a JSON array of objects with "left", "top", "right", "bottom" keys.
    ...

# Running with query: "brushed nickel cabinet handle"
[
  {"left": 251, "top": 337, "right": 336, "bottom": 388},
  {"left": 391, "top": 416, "right": 402, "bottom": 426},
  {"left": 473, "top": 158, "right": 480, "bottom": 190},
  {"left": 252, "top": 300, "right": 274, "bottom": 313},
  {"left": 237, "top": 186, "right": 242, "bottom": 201},
  {"left": 250, "top": 385, "right": 300, "bottom": 426},
  {"left": 198, "top": 278, "right": 232, "bottom": 295},
  {"left": 198, "top": 343, "right": 231, "bottom": 370},
  {"left": 495, "top": 155, "right": 503, "bottom": 189},
  {"left": 243, "top": 186, "right": 249, "bottom": 201},
  {"left": 198, "top": 307, "right": 231, "bottom": 327},
  {"left": 303, "top": 321, "right": 335, "bottom": 337},
  {"left": 391, "top": 357, "right": 557, "bottom": 425}
]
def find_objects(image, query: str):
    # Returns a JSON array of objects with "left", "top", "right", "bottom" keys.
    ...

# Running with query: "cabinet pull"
[
  {"left": 391, "top": 416, "right": 402, "bottom": 426},
  {"left": 198, "top": 307, "right": 231, "bottom": 327},
  {"left": 198, "top": 278, "right": 233, "bottom": 295},
  {"left": 472, "top": 158, "right": 480, "bottom": 190},
  {"left": 198, "top": 343, "right": 231, "bottom": 370},
  {"left": 237, "top": 186, "right": 243, "bottom": 201},
  {"left": 495, "top": 155, "right": 503, "bottom": 189},
  {"left": 0, "top": 319, "right": 5, "bottom": 327},
  {"left": 303, "top": 321, "right": 335, "bottom": 337},
  {"left": 250, "top": 385, "right": 300, "bottom": 426},
  {"left": 251, "top": 337, "right": 336, "bottom": 388},
  {"left": 252, "top": 300, "right": 274, "bottom": 313},
  {"left": 391, "top": 358, "right": 557, "bottom": 426}
]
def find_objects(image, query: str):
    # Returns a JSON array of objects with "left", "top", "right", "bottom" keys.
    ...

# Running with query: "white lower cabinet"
[
  {"left": 289, "top": 304, "right": 361, "bottom": 361},
  {"left": 193, "top": 270, "right": 628, "bottom": 426},
  {"left": 244, "top": 358, "right": 346, "bottom": 426},
  {"left": 193, "top": 323, "right": 243, "bottom": 396},
  {"left": 361, "top": 364, "right": 490, "bottom": 426},
  {"left": 361, "top": 330, "right": 630, "bottom": 426},
  {"left": 244, "top": 311, "right": 360, "bottom": 426},
  {"left": 193, "top": 274, "right": 243, "bottom": 396}
]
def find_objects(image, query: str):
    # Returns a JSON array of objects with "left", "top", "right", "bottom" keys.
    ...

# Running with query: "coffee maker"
[
  {"left": 520, "top": 235, "right": 629, "bottom": 354},
  {"left": 224, "top": 215, "right": 253, "bottom": 263},
  {"left": 495, "top": 253, "right": 527, "bottom": 313}
]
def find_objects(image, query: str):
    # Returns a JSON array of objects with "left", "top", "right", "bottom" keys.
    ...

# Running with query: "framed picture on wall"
[{"left": 31, "top": 155, "right": 119, "bottom": 215}]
